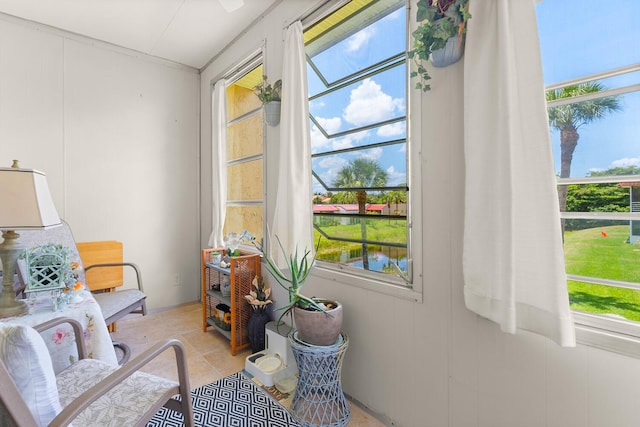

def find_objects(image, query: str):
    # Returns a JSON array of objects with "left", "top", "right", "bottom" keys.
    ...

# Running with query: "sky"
[
  {"left": 305, "top": 0, "right": 640, "bottom": 191},
  {"left": 536, "top": 0, "right": 640, "bottom": 178}
]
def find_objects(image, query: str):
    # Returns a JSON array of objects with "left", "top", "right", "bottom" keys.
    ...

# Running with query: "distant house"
[
  {"left": 312, "top": 203, "right": 406, "bottom": 226},
  {"left": 312, "top": 203, "right": 391, "bottom": 214}
]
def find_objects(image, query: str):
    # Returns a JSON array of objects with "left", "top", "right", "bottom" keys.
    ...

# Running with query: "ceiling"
[{"left": 0, "top": 0, "right": 280, "bottom": 70}]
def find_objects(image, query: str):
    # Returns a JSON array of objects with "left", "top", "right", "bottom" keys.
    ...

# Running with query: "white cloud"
[
  {"left": 343, "top": 78, "right": 403, "bottom": 126},
  {"left": 310, "top": 126, "right": 329, "bottom": 153},
  {"left": 346, "top": 27, "right": 375, "bottom": 52},
  {"left": 317, "top": 156, "right": 349, "bottom": 189},
  {"left": 350, "top": 129, "right": 370, "bottom": 141},
  {"left": 361, "top": 147, "right": 383, "bottom": 161},
  {"left": 310, "top": 117, "right": 342, "bottom": 153},
  {"left": 319, "top": 156, "right": 347, "bottom": 170},
  {"left": 385, "top": 165, "right": 406, "bottom": 186},
  {"left": 317, "top": 116, "right": 342, "bottom": 134},
  {"left": 377, "top": 122, "right": 405, "bottom": 137},
  {"left": 610, "top": 157, "right": 640, "bottom": 168},
  {"left": 331, "top": 138, "right": 354, "bottom": 151}
]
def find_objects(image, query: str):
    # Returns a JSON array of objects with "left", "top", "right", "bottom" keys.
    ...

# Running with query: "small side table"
[{"left": 289, "top": 331, "right": 350, "bottom": 427}]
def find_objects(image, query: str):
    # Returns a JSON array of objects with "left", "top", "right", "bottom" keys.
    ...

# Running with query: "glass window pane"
[
  {"left": 307, "top": 3, "right": 405, "bottom": 86},
  {"left": 227, "top": 113, "right": 263, "bottom": 161},
  {"left": 314, "top": 215, "right": 408, "bottom": 274},
  {"left": 228, "top": 159, "right": 263, "bottom": 201},
  {"left": 564, "top": 219, "right": 640, "bottom": 283},
  {"left": 226, "top": 65, "right": 262, "bottom": 120},
  {"left": 309, "top": 64, "right": 406, "bottom": 135},
  {"left": 536, "top": 0, "right": 640, "bottom": 85},
  {"left": 563, "top": 183, "right": 633, "bottom": 213},
  {"left": 312, "top": 145, "right": 406, "bottom": 192},
  {"left": 306, "top": 0, "right": 408, "bottom": 276},
  {"left": 549, "top": 90, "right": 640, "bottom": 179},
  {"left": 224, "top": 205, "right": 263, "bottom": 244},
  {"left": 569, "top": 281, "right": 640, "bottom": 322},
  {"left": 311, "top": 120, "right": 405, "bottom": 155},
  {"left": 314, "top": 213, "right": 406, "bottom": 243}
]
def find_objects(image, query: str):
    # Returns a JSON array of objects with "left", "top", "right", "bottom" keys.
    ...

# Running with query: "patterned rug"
[{"left": 146, "top": 371, "right": 300, "bottom": 427}]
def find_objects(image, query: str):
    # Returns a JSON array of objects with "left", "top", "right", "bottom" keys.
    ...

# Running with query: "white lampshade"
[{"left": 0, "top": 167, "right": 61, "bottom": 229}]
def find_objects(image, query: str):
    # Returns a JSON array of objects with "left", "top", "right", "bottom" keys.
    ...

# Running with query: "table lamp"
[{"left": 0, "top": 161, "right": 61, "bottom": 318}]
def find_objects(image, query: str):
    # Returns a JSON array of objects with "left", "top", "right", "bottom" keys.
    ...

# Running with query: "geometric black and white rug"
[{"left": 146, "top": 371, "right": 301, "bottom": 427}]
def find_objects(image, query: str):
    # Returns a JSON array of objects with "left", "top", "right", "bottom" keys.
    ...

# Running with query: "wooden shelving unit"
[{"left": 201, "top": 248, "right": 260, "bottom": 355}]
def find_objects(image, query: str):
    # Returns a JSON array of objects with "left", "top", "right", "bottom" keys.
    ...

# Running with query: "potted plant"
[
  {"left": 244, "top": 232, "right": 343, "bottom": 346},
  {"left": 408, "top": 0, "right": 471, "bottom": 91},
  {"left": 254, "top": 75, "right": 282, "bottom": 126},
  {"left": 244, "top": 275, "right": 273, "bottom": 352}
]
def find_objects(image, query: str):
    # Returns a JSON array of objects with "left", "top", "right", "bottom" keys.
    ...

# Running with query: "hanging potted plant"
[
  {"left": 254, "top": 75, "right": 282, "bottom": 126},
  {"left": 243, "top": 232, "right": 343, "bottom": 346},
  {"left": 408, "top": 0, "right": 471, "bottom": 91}
]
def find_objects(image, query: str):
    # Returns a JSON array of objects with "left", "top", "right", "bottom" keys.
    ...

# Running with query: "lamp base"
[
  {"left": 0, "top": 230, "right": 27, "bottom": 318},
  {"left": 0, "top": 300, "right": 27, "bottom": 318}
]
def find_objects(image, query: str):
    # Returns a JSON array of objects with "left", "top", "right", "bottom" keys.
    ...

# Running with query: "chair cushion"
[
  {"left": 0, "top": 322, "right": 62, "bottom": 426},
  {"left": 56, "top": 358, "right": 179, "bottom": 427},
  {"left": 93, "top": 289, "right": 145, "bottom": 321}
]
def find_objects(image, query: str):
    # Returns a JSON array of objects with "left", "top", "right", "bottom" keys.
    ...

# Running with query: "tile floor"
[{"left": 110, "top": 302, "right": 385, "bottom": 426}]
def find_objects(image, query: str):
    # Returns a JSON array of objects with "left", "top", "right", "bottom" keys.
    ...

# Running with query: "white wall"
[
  {"left": 200, "top": 1, "right": 640, "bottom": 426},
  {"left": 0, "top": 13, "right": 201, "bottom": 309}
]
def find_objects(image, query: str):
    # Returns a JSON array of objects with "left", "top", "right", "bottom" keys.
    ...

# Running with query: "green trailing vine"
[{"left": 408, "top": 0, "right": 471, "bottom": 91}]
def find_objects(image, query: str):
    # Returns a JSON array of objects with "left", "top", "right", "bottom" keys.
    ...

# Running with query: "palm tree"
[
  {"left": 333, "top": 158, "right": 388, "bottom": 270},
  {"left": 546, "top": 82, "right": 622, "bottom": 212}
]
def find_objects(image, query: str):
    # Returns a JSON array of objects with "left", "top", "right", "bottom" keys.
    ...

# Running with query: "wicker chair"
[{"left": 0, "top": 317, "right": 193, "bottom": 426}]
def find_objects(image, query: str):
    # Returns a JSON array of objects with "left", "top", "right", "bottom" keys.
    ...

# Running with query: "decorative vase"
[
  {"left": 293, "top": 299, "right": 343, "bottom": 346},
  {"left": 264, "top": 101, "right": 281, "bottom": 126},
  {"left": 248, "top": 309, "right": 270, "bottom": 353},
  {"left": 430, "top": 34, "right": 465, "bottom": 68}
]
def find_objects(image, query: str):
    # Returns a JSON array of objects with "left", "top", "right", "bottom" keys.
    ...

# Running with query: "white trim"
[
  {"left": 313, "top": 263, "right": 423, "bottom": 303},
  {"left": 575, "top": 314, "right": 640, "bottom": 359},
  {"left": 545, "top": 63, "right": 640, "bottom": 91}
]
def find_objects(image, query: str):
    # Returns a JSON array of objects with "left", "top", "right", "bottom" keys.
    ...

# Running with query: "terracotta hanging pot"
[{"left": 293, "top": 299, "right": 343, "bottom": 346}]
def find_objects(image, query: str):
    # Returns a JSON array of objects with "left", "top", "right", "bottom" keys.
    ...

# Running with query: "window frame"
[
  {"left": 219, "top": 49, "right": 266, "bottom": 251},
  {"left": 546, "top": 63, "right": 640, "bottom": 356},
  {"left": 301, "top": 0, "right": 423, "bottom": 302}
]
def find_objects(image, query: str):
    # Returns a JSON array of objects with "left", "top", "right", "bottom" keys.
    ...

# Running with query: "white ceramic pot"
[
  {"left": 264, "top": 101, "right": 281, "bottom": 126},
  {"left": 430, "top": 34, "right": 465, "bottom": 68}
]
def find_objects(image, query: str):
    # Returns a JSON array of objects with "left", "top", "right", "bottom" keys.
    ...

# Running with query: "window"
[
  {"left": 304, "top": 0, "right": 412, "bottom": 287},
  {"left": 222, "top": 56, "right": 265, "bottom": 245},
  {"left": 536, "top": 0, "right": 640, "bottom": 349}
]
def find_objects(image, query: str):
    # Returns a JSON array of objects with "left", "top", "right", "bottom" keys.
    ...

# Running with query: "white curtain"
[
  {"left": 208, "top": 79, "right": 228, "bottom": 248},
  {"left": 463, "top": 0, "right": 575, "bottom": 346},
  {"left": 271, "top": 21, "right": 314, "bottom": 262}
]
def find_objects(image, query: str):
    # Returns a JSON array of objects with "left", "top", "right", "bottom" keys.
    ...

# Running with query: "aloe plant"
[{"left": 242, "top": 232, "right": 329, "bottom": 324}]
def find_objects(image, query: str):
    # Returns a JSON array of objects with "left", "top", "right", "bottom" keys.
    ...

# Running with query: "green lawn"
[{"left": 564, "top": 225, "right": 640, "bottom": 321}]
